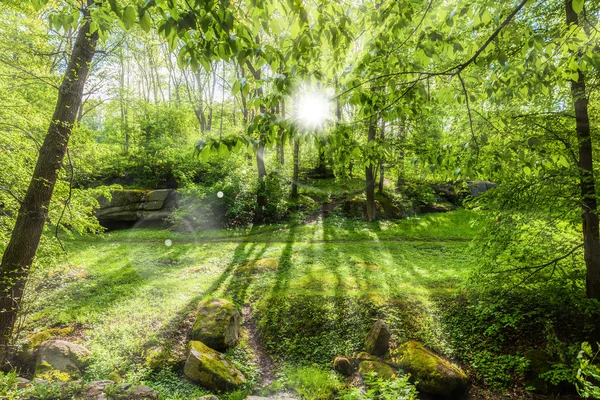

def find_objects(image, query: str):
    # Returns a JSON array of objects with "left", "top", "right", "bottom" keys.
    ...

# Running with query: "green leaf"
[
  {"left": 140, "top": 12, "right": 151, "bottom": 33},
  {"left": 572, "top": 0, "right": 584, "bottom": 14},
  {"left": 122, "top": 5, "right": 136, "bottom": 30}
]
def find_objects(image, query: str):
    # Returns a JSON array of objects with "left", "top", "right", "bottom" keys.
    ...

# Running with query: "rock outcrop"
[
  {"left": 35, "top": 340, "right": 91, "bottom": 379},
  {"left": 390, "top": 340, "right": 467, "bottom": 397},
  {"left": 183, "top": 341, "right": 246, "bottom": 391},
  {"left": 191, "top": 298, "right": 240, "bottom": 351},
  {"left": 95, "top": 189, "right": 178, "bottom": 228}
]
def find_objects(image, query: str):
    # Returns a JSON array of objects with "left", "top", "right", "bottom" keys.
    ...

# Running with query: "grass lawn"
[{"left": 21, "top": 209, "right": 483, "bottom": 399}]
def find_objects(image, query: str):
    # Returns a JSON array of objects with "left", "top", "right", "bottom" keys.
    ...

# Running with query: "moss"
[
  {"left": 358, "top": 360, "right": 396, "bottom": 380},
  {"left": 191, "top": 298, "right": 240, "bottom": 351},
  {"left": 390, "top": 340, "right": 467, "bottom": 396},
  {"left": 108, "top": 370, "right": 124, "bottom": 383},
  {"left": 25, "top": 327, "right": 74, "bottom": 349},
  {"left": 184, "top": 341, "right": 246, "bottom": 391},
  {"left": 35, "top": 362, "right": 77, "bottom": 382}
]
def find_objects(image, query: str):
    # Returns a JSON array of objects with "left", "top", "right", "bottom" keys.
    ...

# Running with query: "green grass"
[{"left": 22, "top": 209, "right": 482, "bottom": 398}]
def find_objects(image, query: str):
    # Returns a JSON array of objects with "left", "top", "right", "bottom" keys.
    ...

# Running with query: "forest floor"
[{"left": 20, "top": 210, "right": 483, "bottom": 399}]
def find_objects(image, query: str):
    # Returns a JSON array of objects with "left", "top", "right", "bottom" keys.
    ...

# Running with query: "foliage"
[
  {"left": 577, "top": 342, "right": 600, "bottom": 399},
  {"left": 275, "top": 365, "right": 342, "bottom": 400},
  {"left": 339, "top": 371, "right": 418, "bottom": 400}
]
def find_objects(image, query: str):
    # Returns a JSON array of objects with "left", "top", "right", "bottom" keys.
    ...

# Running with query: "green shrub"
[
  {"left": 279, "top": 365, "right": 342, "bottom": 400},
  {"left": 339, "top": 371, "right": 418, "bottom": 400},
  {"left": 576, "top": 342, "right": 600, "bottom": 399}
]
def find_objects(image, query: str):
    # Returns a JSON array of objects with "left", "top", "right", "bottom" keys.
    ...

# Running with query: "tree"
[{"left": 0, "top": 1, "right": 99, "bottom": 354}]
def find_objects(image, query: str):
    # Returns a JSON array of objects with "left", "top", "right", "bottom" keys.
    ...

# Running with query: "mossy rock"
[
  {"left": 191, "top": 298, "right": 240, "bottom": 352},
  {"left": 236, "top": 258, "right": 279, "bottom": 275},
  {"left": 358, "top": 360, "right": 396, "bottom": 380},
  {"left": 35, "top": 340, "right": 91, "bottom": 381},
  {"left": 354, "top": 351, "right": 376, "bottom": 362},
  {"left": 183, "top": 341, "right": 246, "bottom": 391},
  {"left": 333, "top": 356, "right": 355, "bottom": 376},
  {"left": 390, "top": 340, "right": 467, "bottom": 397},
  {"left": 17, "top": 327, "right": 74, "bottom": 366},
  {"left": 364, "top": 319, "right": 390, "bottom": 356}
]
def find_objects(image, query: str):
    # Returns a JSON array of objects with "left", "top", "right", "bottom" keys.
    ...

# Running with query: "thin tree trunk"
[
  {"left": 279, "top": 99, "right": 285, "bottom": 165},
  {"left": 0, "top": 10, "right": 98, "bottom": 356},
  {"left": 366, "top": 116, "right": 376, "bottom": 221},
  {"left": 566, "top": 0, "right": 600, "bottom": 299},
  {"left": 292, "top": 139, "right": 300, "bottom": 198},
  {"left": 378, "top": 119, "right": 385, "bottom": 194}
]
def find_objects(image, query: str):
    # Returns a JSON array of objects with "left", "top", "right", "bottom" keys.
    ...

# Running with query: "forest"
[{"left": 0, "top": 0, "right": 599, "bottom": 398}]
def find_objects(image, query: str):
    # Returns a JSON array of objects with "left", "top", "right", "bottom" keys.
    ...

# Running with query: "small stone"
[
  {"left": 333, "top": 356, "right": 355, "bottom": 376},
  {"left": 15, "top": 377, "right": 30, "bottom": 389},
  {"left": 195, "top": 396, "right": 219, "bottom": 400},
  {"left": 364, "top": 319, "right": 390, "bottom": 356}
]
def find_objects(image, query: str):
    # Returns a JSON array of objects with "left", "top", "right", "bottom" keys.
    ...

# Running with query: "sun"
[{"left": 296, "top": 90, "right": 332, "bottom": 130}]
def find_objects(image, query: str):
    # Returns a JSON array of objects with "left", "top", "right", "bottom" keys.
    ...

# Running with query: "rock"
[
  {"left": 86, "top": 380, "right": 115, "bottom": 399},
  {"left": 15, "top": 377, "right": 30, "bottom": 389},
  {"left": 107, "top": 370, "right": 123, "bottom": 383},
  {"left": 17, "top": 327, "right": 73, "bottom": 367},
  {"left": 35, "top": 340, "right": 91, "bottom": 379},
  {"left": 245, "top": 396, "right": 296, "bottom": 400},
  {"left": 354, "top": 351, "right": 376, "bottom": 362},
  {"left": 358, "top": 360, "right": 396, "bottom": 380},
  {"left": 333, "top": 356, "right": 355, "bottom": 376},
  {"left": 390, "top": 341, "right": 467, "bottom": 397},
  {"left": 131, "top": 385, "right": 159, "bottom": 399},
  {"left": 191, "top": 298, "right": 240, "bottom": 351},
  {"left": 364, "top": 319, "right": 390, "bottom": 356},
  {"left": 195, "top": 396, "right": 219, "bottom": 400},
  {"left": 183, "top": 341, "right": 246, "bottom": 391},
  {"left": 95, "top": 189, "right": 178, "bottom": 228},
  {"left": 466, "top": 180, "right": 496, "bottom": 197}
]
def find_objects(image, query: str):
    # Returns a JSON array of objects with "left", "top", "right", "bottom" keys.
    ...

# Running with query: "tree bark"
[
  {"left": 0, "top": 10, "right": 98, "bottom": 356},
  {"left": 292, "top": 139, "right": 300, "bottom": 198},
  {"left": 366, "top": 116, "right": 376, "bottom": 221},
  {"left": 378, "top": 119, "right": 385, "bottom": 194},
  {"left": 566, "top": 0, "right": 600, "bottom": 299}
]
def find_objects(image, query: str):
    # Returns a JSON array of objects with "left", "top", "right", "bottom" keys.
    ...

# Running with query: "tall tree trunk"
[
  {"left": 366, "top": 116, "right": 376, "bottom": 222},
  {"left": 566, "top": 0, "right": 600, "bottom": 299},
  {"left": 0, "top": 11, "right": 98, "bottom": 356},
  {"left": 378, "top": 119, "right": 385, "bottom": 194},
  {"left": 292, "top": 139, "right": 300, "bottom": 198}
]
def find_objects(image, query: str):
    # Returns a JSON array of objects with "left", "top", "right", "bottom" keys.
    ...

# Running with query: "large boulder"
[
  {"left": 35, "top": 340, "right": 91, "bottom": 379},
  {"left": 191, "top": 298, "right": 240, "bottom": 351},
  {"left": 364, "top": 319, "right": 390, "bottom": 356},
  {"left": 390, "top": 341, "right": 467, "bottom": 397},
  {"left": 183, "top": 341, "right": 246, "bottom": 391}
]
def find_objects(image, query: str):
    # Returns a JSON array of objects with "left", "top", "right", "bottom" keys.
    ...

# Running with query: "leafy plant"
[{"left": 576, "top": 342, "right": 600, "bottom": 399}]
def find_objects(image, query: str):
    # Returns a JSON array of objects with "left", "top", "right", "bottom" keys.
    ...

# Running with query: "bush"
[
  {"left": 340, "top": 371, "right": 418, "bottom": 400},
  {"left": 278, "top": 365, "right": 342, "bottom": 400}
]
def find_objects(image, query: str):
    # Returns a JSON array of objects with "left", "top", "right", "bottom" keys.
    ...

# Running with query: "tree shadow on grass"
[{"left": 144, "top": 226, "right": 275, "bottom": 363}]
